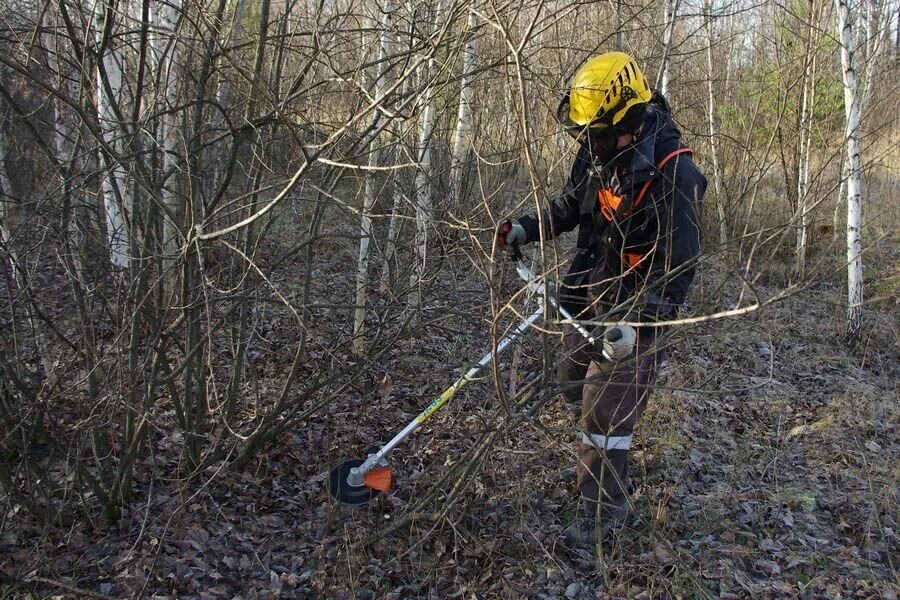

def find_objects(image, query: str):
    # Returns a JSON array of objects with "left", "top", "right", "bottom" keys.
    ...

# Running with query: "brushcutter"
[{"left": 327, "top": 250, "right": 605, "bottom": 506}]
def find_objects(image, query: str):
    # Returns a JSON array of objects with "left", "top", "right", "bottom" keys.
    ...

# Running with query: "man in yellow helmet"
[{"left": 497, "top": 52, "right": 706, "bottom": 547}]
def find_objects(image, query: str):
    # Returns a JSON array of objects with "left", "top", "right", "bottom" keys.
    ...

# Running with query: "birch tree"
[
  {"left": 835, "top": 0, "right": 864, "bottom": 339},
  {"left": 795, "top": 0, "right": 821, "bottom": 279},
  {"left": 656, "top": 0, "right": 680, "bottom": 96},
  {"left": 704, "top": 0, "right": 727, "bottom": 247},
  {"left": 153, "top": 0, "right": 185, "bottom": 268},
  {"left": 209, "top": 0, "right": 250, "bottom": 193},
  {"left": 0, "top": 93, "right": 12, "bottom": 277},
  {"left": 448, "top": 0, "right": 477, "bottom": 209},
  {"left": 408, "top": 0, "right": 446, "bottom": 322},
  {"left": 354, "top": 2, "right": 395, "bottom": 356},
  {"left": 92, "top": 1, "right": 131, "bottom": 269}
]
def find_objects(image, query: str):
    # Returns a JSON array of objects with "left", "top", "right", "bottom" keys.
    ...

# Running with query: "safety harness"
[{"left": 576, "top": 148, "right": 693, "bottom": 271}]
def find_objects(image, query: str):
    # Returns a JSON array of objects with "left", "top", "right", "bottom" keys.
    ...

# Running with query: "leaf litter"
[{"left": 1, "top": 253, "right": 898, "bottom": 599}]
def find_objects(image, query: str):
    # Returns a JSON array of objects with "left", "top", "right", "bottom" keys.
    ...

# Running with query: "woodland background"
[{"left": 0, "top": 0, "right": 897, "bottom": 597}]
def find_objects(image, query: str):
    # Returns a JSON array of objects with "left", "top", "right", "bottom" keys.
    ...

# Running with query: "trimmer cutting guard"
[{"left": 328, "top": 458, "right": 385, "bottom": 506}]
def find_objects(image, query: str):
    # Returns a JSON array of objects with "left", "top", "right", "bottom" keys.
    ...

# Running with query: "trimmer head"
[{"left": 328, "top": 458, "right": 392, "bottom": 506}]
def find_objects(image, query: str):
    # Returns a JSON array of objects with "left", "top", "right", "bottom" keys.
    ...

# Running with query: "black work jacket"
[{"left": 518, "top": 96, "right": 706, "bottom": 323}]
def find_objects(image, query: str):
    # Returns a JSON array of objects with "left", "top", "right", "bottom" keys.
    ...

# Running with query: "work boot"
[{"left": 561, "top": 499, "right": 631, "bottom": 549}]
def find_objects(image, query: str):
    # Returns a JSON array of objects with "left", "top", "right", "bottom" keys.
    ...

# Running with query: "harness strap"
[
  {"left": 608, "top": 147, "right": 693, "bottom": 271},
  {"left": 630, "top": 147, "right": 693, "bottom": 214},
  {"left": 598, "top": 147, "right": 693, "bottom": 221}
]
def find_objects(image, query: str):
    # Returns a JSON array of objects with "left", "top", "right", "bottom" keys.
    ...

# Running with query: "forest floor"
[{"left": 1, "top": 235, "right": 898, "bottom": 599}]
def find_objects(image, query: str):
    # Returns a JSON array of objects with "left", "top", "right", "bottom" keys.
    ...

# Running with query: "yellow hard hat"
[{"left": 557, "top": 52, "right": 652, "bottom": 134}]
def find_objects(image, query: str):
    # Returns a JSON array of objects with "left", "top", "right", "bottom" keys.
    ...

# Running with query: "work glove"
[
  {"left": 598, "top": 325, "right": 637, "bottom": 362},
  {"left": 496, "top": 219, "right": 527, "bottom": 249}
]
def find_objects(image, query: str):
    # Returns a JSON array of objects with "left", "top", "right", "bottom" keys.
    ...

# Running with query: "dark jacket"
[{"left": 518, "top": 95, "right": 706, "bottom": 323}]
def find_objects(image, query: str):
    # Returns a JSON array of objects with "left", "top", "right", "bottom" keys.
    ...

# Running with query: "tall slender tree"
[
  {"left": 354, "top": 1, "right": 395, "bottom": 355},
  {"left": 408, "top": 0, "right": 446, "bottom": 322},
  {"left": 153, "top": 0, "right": 185, "bottom": 270},
  {"left": 795, "top": 0, "right": 822, "bottom": 279},
  {"left": 656, "top": 0, "right": 680, "bottom": 96},
  {"left": 704, "top": 0, "right": 727, "bottom": 247},
  {"left": 93, "top": 1, "right": 131, "bottom": 268},
  {"left": 835, "top": 0, "right": 864, "bottom": 339},
  {"left": 448, "top": 0, "right": 477, "bottom": 210}
]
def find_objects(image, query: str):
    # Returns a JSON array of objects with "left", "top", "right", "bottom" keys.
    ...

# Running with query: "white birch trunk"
[
  {"left": 0, "top": 117, "right": 11, "bottom": 220},
  {"left": 0, "top": 108, "right": 13, "bottom": 280},
  {"left": 704, "top": 0, "right": 727, "bottom": 247},
  {"left": 153, "top": 0, "right": 184, "bottom": 262},
  {"left": 615, "top": 0, "right": 623, "bottom": 50},
  {"left": 353, "top": 2, "right": 395, "bottom": 356},
  {"left": 409, "top": 101, "right": 436, "bottom": 321},
  {"left": 91, "top": 2, "right": 130, "bottom": 269},
  {"left": 836, "top": 0, "right": 864, "bottom": 339},
  {"left": 448, "top": 1, "right": 477, "bottom": 209},
  {"left": 213, "top": 0, "right": 250, "bottom": 127},
  {"left": 408, "top": 0, "right": 445, "bottom": 321},
  {"left": 657, "top": 0, "right": 680, "bottom": 96},
  {"left": 379, "top": 73, "right": 412, "bottom": 295},
  {"left": 795, "top": 0, "right": 819, "bottom": 279},
  {"left": 795, "top": 57, "right": 813, "bottom": 279}
]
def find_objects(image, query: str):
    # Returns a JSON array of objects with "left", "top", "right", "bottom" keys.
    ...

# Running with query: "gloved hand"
[
  {"left": 496, "top": 219, "right": 527, "bottom": 248},
  {"left": 598, "top": 325, "right": 637, "bottom": 361}
]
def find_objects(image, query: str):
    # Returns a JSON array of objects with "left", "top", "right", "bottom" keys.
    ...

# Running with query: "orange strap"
[
  {"left": 598, "top": 147, "right": 693, "bottom": 221},
  {"left": 609, "top": 147, "right": 693, "bottom": 271},
  {"left": 622, "top": 252, "right": 646, "bottom": 269}
]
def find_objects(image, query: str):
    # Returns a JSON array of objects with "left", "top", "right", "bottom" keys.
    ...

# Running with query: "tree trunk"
[
  {"left": 657, "top": 0, "right": 680, "bottom": 96},
  {"left": 795, "top": 0, "right": 820, "bottom": 279},
  {"left": 615, "top": 0, "right": 623, "bottom": 50},
  {"left": 448, "top": 0, "right": 477, "bottom": 210},
  {"left": 835, "top": 0, "right": 863, "bottom": 339},
  {"left": 353, "top": 1, "right": 395, "bottom": 356},
  {"left": 92, "top": 2, "right": 130, "bottom": 269},
  {"left": 154, "top": 0, "right": 185, "bottom": 270},
  {"left": 704, "top": 0, "right": 727, "bottom": 247},
  {"left": 408, "top": 0, "right": 444, "bottom": 322},
  {"left": 0, "top": 97, "right": 13, "bottom": 282},
  {"left": 209, "top": 0, "right": 250, "bottom": 196}
]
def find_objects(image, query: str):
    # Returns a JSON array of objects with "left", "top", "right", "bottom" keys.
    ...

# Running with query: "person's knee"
[{"left": 582, "top": 383, "right": 638, "bottom": 433}]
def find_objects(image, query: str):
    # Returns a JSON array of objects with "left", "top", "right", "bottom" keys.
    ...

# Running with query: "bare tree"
[
  {"left": 93, "top": 0, "right": 131, "bottom": 269},
  {"left": 835, "top": 0, "right": 864, "bottom": 338},
  {"left": 354, "top": 0, "right": 395, "bottom": 356},
  {"left": 448, "top": 0, "right": 477, "bottom": 209},
  {"left": 657, "top": 0, "right": 680, "bottom": 96},
  {"left": 408, "top": 0, "right": 446, "bottom": 321},
  {"left": 152, "top": 0, "right": 185, "bottom": 272},
  {"left": 704, "top": 0, "right": 727, "bottom": 247},
  {"left": 795, "top": 0, "right": 823, "bottom": 278}
]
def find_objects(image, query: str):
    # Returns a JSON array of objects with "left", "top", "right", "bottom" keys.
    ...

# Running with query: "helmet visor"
[{"left": 556, "top": 94, "right": 619, "bottom": 156}]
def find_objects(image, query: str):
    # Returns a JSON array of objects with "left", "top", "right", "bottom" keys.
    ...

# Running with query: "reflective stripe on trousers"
[{"left": 581, "top": 431, "right": 633, "bottom": 451}]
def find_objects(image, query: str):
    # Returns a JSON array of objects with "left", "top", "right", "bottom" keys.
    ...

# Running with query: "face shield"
[{"left": 557, "top": 93, "right": 627, "bottom": 160}]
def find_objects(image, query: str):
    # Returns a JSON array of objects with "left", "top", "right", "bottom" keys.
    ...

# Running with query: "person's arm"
[
  {"left": 632, "top": 159, "right": 706, "bottom": 321},
  {"left": 516, "top": 145, "right": 592, "bottom": 243}
]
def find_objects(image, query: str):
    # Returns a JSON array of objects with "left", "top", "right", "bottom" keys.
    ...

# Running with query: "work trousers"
[{"left": 559, "top": 325, "right": 663, "bottom": 508}]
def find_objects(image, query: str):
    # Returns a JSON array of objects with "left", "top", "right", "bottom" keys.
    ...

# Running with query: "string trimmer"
[{"left": 327, "top": 251, "right": 602, "bottom": 506}]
